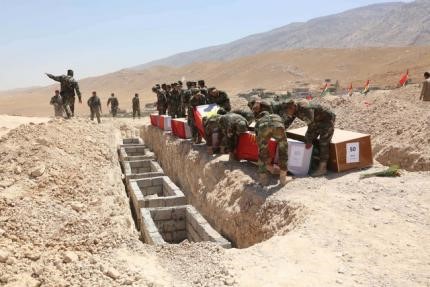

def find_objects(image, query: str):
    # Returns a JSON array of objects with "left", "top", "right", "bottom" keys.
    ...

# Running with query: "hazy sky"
[{"left": 0, "top": 0, "right": 411, "bottom": 90}]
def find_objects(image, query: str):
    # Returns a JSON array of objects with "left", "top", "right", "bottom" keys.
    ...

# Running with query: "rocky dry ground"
[
  {"left": 0, "top": 100, "right": 429, "bottom": 287},
  {"left": 314, "top": 84, "right": 430, "bottom": 171},
  {"left": 0, "top": 118, "right": 236, "bottom": 287}
]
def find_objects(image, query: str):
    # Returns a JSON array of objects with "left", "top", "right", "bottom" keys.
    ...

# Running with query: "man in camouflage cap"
[
  {"left": 188, "top": 88, "right": 207, "bottom": 144},
  {"left": 46, "top": 69, "right": 82, "bottom": 118},
  {"left": 198, "top": 80, "right": 208, "bottom": 96},
  {"left": 208, "top": 87, "right": 231, "bottom": 112},
  {"left": 284, "top": 99, "right": 336, "bottom": 177},
  {"left": 107, "top": 93, "right": 119, "bottom": 117},
  {"left": 218, "top": 112, "right": 249, "bottom": 160},
  {"left": 253, "top": 100, "right": 291, "bottom": 186}
]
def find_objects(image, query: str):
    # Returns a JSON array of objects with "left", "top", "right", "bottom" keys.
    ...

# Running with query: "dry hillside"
[
  {"left": 1, "top": 46, "right": 430, "bottom": 116},
  {"left": 137, "top": 0, "right": 430, "bottom": 68}
]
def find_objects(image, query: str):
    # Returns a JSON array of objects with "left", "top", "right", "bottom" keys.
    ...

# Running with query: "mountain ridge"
[{"left": 133, "top": 1, "right": 429, "bottom": 70}]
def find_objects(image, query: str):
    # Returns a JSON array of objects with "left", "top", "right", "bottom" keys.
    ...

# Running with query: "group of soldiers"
[
  {"left": 152, "top": 79, "right": 336, "bottom": 186},
  {"left": 47, "top": 69, "right": 142, "bottom": 123}
]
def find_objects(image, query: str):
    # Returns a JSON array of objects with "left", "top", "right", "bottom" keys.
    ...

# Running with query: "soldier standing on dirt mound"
[
  {"left": 87, "top": 91, "right": 102, "bottom": 124},
  {"left": 284, "top": 99, "right": 336, "bottom": 177},
  {"left": 188, "top": 88, "right": 207, "bottom": 144},
  {"left": 107, "top": 93, "right": 119, "bottom": 117},
  {"left": 207, "top": 87, "right": 231, "bottom": 112},
  {"left": 46, "top": 69, "right": 82, "bottom": 118},
  {"left": 132, "top": 93, "right": 141, "bottom": 119},
  {"left": 253, "top": 100, "right": 291, "bottom": 186}
]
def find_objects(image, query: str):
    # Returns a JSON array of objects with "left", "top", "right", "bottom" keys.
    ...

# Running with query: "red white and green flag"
[
  {"left": 399, "top": 70, "right": 409, "bottom": 87},
  {"left": 362, "top": 80, "right": 370, "bottom": 95},
  {"left": 320, "top": 83, "right": 329, "bottom": 97},
  {"left": 347, "top": 83, "right": 353, "bottom": 96}
]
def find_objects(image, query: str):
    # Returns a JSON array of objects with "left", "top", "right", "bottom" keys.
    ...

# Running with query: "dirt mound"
[
  {"left": 309, "top": 85, "right": 430, "bottom": 171},
  {"left": 140, "top": 125, "right": 306, "bottom": 248},
  {"left": 0, "top": 118, "right": 235, "bottom": 286}
]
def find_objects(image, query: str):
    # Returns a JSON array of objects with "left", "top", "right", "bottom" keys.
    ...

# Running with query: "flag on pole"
[
  {"left": 362, "top": 80, "right": 370, "bottom": 95},
  {"left": 399, "top": 70, "right": 409, "bottom": 87},
  {"left": 347, "top": 83, "right": 353, "bottom": 96},
  {"left": 306, "top": 95, "right": 313, "bottom": 101},
  {"left": 320, "top": 83, "right": 329, "bottom": 97}
]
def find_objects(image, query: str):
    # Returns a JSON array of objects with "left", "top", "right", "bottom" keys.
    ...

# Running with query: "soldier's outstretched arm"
[{"left": 46, "top": 73, "right": 62, "bottom": 82}]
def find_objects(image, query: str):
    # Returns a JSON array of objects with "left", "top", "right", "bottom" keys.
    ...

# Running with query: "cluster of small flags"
[{"left": 316, "top": 69, "right": 409, "bottom": 98}]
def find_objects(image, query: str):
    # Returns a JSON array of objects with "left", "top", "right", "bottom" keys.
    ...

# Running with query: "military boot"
[
  {"left": 258, "top": 173, "right": 269, "bottom": 186},
  {"left": 266, "top": 164, "right": 280, "bottom": 175},
  {"left": 229, "top": 152, "right": 237, "bottom": 161},
  {"left": 279, "top": 170, "right": 293, "bottom": 186},
  {"left": 207, "top": 146, "right": 213, "bottom": 155},
  {"left": 311, "top": 161, "right": 328, "bottom": 177}
]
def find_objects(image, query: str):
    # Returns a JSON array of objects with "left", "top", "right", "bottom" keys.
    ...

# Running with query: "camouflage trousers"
[
  {"left": 133, "top": 108, "right": 141, "bottom": 119},
  {"left": 188, "top": 116, "right": 200, "bottom": 142},
  {"left": 53, "top": 104, "right": 64, "bottom": 117},
  {"left": 168, "top": 105, "right": 180, "bottom": 118},
  {"left": 257, "top": 126, "right": 288, "bottom": 173},
  {"left": 111, "top": 107, "right": 118, "bottom": 117},
  {"left": 90, "top": 107, "right": 101, "bottom": 124},
  {"left": 62, "top": 95, "right": 74, "bottom": 118},
  {"left": 305, "top": 117, "right": 335, "bottom": 162},
  {"left": 204, "top": 120, "right": 222, "bottom": 148},
  {"left": 157, "top": 104, "right": 167, "bottom": 115}
]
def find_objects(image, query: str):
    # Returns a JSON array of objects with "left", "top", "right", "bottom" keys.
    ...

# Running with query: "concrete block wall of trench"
[{"left": 140, "top": 125, "right": 302, "bottom": 248}]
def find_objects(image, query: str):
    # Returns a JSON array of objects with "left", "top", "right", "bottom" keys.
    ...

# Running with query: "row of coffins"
[{"left": 150, "top": 104, "right": 373, "bottom": 175}]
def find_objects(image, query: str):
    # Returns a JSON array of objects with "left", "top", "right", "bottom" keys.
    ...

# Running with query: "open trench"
[{"left": 139, "top": 125, "right": 305, "bottom": 248}]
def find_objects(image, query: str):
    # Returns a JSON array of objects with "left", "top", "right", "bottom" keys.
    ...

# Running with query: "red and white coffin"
[
  {"left": 158, "top": 115, "right": 172, "bottom": 131},
  {"left": 235, "top": 132, "right": 278, "bottom": 162},
  {"left": 150, "top": 114, "right": 159, "bottom": 127},
  {"left": 171, "top": 118, "right": 192, "bottom": 139},
  {"left": 193, "top": 104, "right": 219, "bottom": 137}
]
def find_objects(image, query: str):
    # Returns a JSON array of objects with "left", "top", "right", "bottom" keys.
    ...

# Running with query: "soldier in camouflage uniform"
[
  {"left": 284, "top": 99, "right": 336, "bottom": 177},
  {"left": 218, "top": 112, "right": 249, "bottom": 160},
  {"left": 87, "top": 91, "right": 102, "bottom": 124},
  {"left": 188, "top": 88, "right": 207, "bottom": 144},
  {"left": 49, "top": 90, "right": 64, "bottom": 117},
  {"left": 181, "top": 81, "right": 193, "bottom": 117},
  {"left": 203, "top": 114, "right": 223, "bottom": 155},
  {"left": 253, "top": 100, "right": 291, "bottom": 186},
  {"left": 231, "top": 108, "right": 254, "bottom": 123},
  {"left": 170, "top": 83, "right": 182, "bottom": 118},
  {"left": 198, "top": 80, "right": 208, "bottom": 96},
  {"left": 153, "top": 85, "right": 167, "bottom": 115},
  {"left": 207, "top": 87, "right": 231, "bottom": 112},
  {"left": 132, "top": 93, "right": 141, "bottom": 119},
  {"left": 46, "top": 69, "right": 82, "bottom": 118},
  {"left": 107, "top": 93, "right": 119, "bottom": 117}
]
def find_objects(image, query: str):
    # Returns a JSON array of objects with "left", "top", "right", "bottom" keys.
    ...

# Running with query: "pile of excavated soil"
[
  {"left": 310, "top": 85, "right": 430, "bottom": 171},
  {"left": 137, "top": 121, "right": 430, "bottom": 287},
  {"left": 0, "top": 118, "right": 235, "bottom": 287},
  {"left": 1, "top": 117, "right": 429, "bottom": 287}
]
